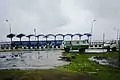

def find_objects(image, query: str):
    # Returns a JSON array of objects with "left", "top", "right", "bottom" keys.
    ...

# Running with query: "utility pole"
[
  {"left": 113, "top": 28, "right": 120, "bottom": 41},
  {"left": 119, "top": 36, "right": 120, "bottom": 66}
]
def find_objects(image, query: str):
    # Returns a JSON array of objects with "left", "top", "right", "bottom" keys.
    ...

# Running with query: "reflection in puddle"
[
  {"left": 0, "top": 50, "right": 69, "bottom": 70},
  {"left": 86, "top": 49, "right": 107, "bottom": 53}
]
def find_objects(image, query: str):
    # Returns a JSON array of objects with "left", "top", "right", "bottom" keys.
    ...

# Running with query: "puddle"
[
  {"left": 86, "top": 49, "right": 107, "bottom": 53},
  {"left": 0, "top": 50, "right": 69, "bottom": 70},
  {"left": 88, "top": 56, "right": 120, "bottom": 67},
  {"left": 70, "top": 49, "right": 107, "bottom": 53},
  {"left": 88, "top": 56, "right": 109, "bottom": 65}
]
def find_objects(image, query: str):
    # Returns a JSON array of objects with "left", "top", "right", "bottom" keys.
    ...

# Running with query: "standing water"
[{"left": 0, "top": 50, "right": 69, "bottom": 70}]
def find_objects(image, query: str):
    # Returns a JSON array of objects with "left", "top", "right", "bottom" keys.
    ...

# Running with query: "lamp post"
[
  {"left": 113, "top": 28, "right": 120, "bottom": 41},
  {"left": 113, "top": 28, "right": 120, "bottom": 66},
  {"left": 103, "top": 33, "right": 105, "bottom": 45},
  {"left": 6, "top": 20, "right": 12, "bottom": 33},
  {"left": 90, "top": 20, "right": 96, "bottom": 43},
  {"left": 119, "top": 36, "right": 120, "bottom": 66},
  {"left": 34, "top": 29, "right": 36, "bottom": 41}
]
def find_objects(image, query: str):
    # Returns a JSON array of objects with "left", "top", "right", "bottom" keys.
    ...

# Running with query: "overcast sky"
[{"left": 0, "top": 0, "right": 120, "bottom": 41}]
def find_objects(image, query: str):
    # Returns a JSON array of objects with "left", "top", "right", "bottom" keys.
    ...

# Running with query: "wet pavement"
[
  {"left": 0, "top": 49, "right": 107, "bottom": 70},
  {"left": 0, "top": 50, "right": 69, "bottom": 70}
]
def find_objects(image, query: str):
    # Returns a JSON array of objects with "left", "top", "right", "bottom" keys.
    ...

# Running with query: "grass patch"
[{"left": 59, "top": 52, "right": 120, "bottom": 80}]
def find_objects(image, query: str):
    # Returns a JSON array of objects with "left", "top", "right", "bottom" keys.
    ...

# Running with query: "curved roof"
[
  {"left": 55, "top": 34, "right": 64, "bottom": 36},
  {"left": 74, "top": 34, "right": 83, "bottom": 36},
  {"left": 26, "top": 34, "right": 35, "bottom": 37},
  {"left": 84, "top": 33, "right": 92, "bottom": 36},
  {"left": 46, "top": 34, "right": 55, "bottom": 37},
  {"left": 36, "top": 34, "right": 45, "bottom": 37},
  {"left": 16, "top": 33, "right": 25, "bottom": 38},
  {"left": 7, "top": 33, "right": 15, "bottom": 38},
  {"left": 43, "top": 35, "right": 49, "bottom": 38},
  {"left": 65, "top": 34, "right": 74, "bottom": 36}
]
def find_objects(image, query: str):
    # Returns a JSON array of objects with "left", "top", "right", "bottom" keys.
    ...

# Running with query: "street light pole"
[
  {"left": 6, "top": 20, "right": 12, "bottom": 33},
  {"left": 113, "top": 28, "right": 120, "bottom": 66},
  {"left": 103, "top": 33, "right": 105, "bottom": 45},
  {"left": 113, "top": 28, "right": 120, "bottom": 40},
  {"left": 118, "top": 36, "right": 120, "bottom": 66},
  {"left": 34, "top": 29, "right": 36, "bottom": 41},
  {"left": 90, "top": 20, "right": 96, "bottom": 43}
]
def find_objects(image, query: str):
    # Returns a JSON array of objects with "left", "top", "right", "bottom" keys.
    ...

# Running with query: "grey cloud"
[
  {"left": 74, "top": 0, "right": 120, "bottom": 40},
  {"left": 0, "top": 0, "right": 70, "bottom": 41},
  {"left": 8, "top": 0, "right": 69, "bottom": 28},
  {"left": 75, "top": 0, "right": 120, "bottom": 20}
]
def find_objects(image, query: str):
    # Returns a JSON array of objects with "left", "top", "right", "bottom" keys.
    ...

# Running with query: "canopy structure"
[
  {"left": 6, "top": 33, "right": 92, "bottom": 48},
  {"left": 74, "top": 34, "right": 83, "bottom": 37},
  {"left": 36, "top": 34, "right": 45, "bottom": 37},
  {"left": 55, "top": 34, "right": 64, "bottom": 37},
  {"left": 74, "top": 34, "right": 83, "bottom": 40},
  {"left": 84, "top": 33, "right": 92, "bottom": 37},
  {"left": 65, "top": 34, "right": 74, "bottom": 36},
  {"left": 26, "top": 34, "right": 35, "bottom": 38},
  {"left": 6, "top": 33, "right": 92, "bottom": 42},
  {"left": 46, "top": 34, "right": 55, "bottom": 37}
]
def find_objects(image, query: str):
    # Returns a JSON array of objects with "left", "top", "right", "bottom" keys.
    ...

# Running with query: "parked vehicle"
[
  {"left": 103, "top": 40, "right": 119, "bottom": 51},
  {"left": 63, "top": 40, "right": 89, "bottom": 52}
]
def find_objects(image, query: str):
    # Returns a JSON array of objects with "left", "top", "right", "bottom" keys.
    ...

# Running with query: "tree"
[{"left": 16, "top": 33, "right": 25, "bottom": 46}]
